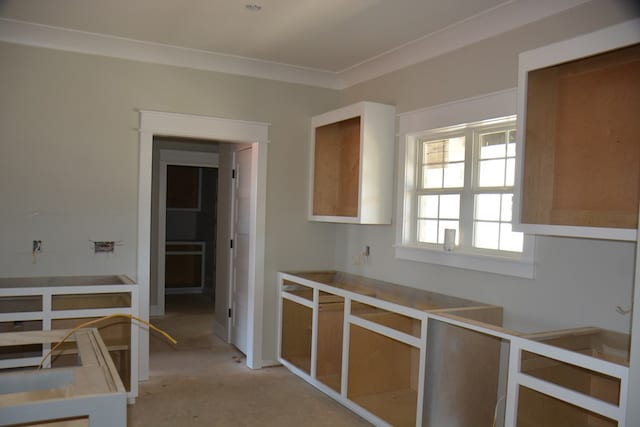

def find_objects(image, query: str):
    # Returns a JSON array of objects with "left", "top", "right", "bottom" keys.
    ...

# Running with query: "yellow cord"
[{"left": 38, "top": 313, "right": 177, "bottom": 369}]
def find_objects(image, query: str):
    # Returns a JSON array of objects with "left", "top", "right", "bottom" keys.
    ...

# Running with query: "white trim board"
[
  {"left": 0, "top": 0, "right": 592, "bottom": 89},
  {"left": 339, "top": 0, "right": 592, "bottom": 87},
  {"left": 138, "top": 110, "right": 269, "bottom": 380},
  {"left": 0, "top": 17, "right": 340, "bottom": 90}
]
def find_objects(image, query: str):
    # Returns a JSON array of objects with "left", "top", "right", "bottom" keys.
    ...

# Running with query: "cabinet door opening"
[
  {"left": 520, "top": 42, "right": 640, "bottom": 231},
  {"left": 347, "top": 324, "right": 419, "bottom": 427},
  {"left": 281, "top": 299, "right": 312, "bottom": 374},
  {"left": 313, "top": 117, "right": 361, "bottom": 217},
  {"left": 317, "top": 292, "right": 344, "bottom": 392}
]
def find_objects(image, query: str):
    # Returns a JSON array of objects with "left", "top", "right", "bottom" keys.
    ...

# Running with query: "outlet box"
[{"left": 94, "top": 241, "right": 115, "bottom": 253}]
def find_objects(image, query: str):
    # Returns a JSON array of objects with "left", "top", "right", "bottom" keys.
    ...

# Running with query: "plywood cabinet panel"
[
  {"left": 515, "top": 21, "right": 640, "bottom": 240},
  {"left": 309, "top": 102, "right": 395, "bottom": 224}
]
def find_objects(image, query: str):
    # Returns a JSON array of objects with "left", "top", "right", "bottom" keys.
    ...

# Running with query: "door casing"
[{"left": 138, "top": 111, "right": 269, "bottom": 379}]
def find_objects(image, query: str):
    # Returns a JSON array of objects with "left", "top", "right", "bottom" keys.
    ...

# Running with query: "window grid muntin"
[
  {"left": 470, "top": 122, "right": 523, "bottom": 252},
  {"left": 413, "top": 119, "right": 523, "bottom": 254},
  {"left": 473, "top": 192, "right": 522, "bottom": 252},
  {"left": 419, "top": 134, "right": 466, "bottom": 190},
  {"left": 416, "top": 193, "right": 461, "bottom": 244}
]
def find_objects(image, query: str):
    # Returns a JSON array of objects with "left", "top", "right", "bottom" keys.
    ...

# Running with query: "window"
[
  {"left": 396, "top": 89, "right": 534, "bottom": 278},
  {"left": 413, "top": 119, "right": 523, "bottom": 253}
]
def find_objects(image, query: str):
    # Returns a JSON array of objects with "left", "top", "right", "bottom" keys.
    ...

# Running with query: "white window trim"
[{"left": 396, "top": 88, "right": 535, "bottom": 278}]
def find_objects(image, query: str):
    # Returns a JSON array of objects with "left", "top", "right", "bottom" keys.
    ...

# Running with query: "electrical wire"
[{"left": 38, "top": 314, "right": 177, "bottom": 369}]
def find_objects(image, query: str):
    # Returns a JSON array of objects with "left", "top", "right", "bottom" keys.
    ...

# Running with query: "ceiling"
[
  {"left": 0, "top": 0, "right": 605, "bottom": 87},
  {"left": 0, "top": 0, "right": 510, "bottom": 72}
]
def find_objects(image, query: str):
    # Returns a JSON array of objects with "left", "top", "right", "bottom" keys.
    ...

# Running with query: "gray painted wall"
[
  {"left": 336, "top": 0, "right": 640, "bottom": 335},
  {"left": 0, "top": 41, "right": 339, "bottom": 362}
]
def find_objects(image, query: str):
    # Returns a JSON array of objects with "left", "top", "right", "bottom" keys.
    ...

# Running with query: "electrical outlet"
[
  {"left": 32, "top": 240, "right": 42, "bottom": 253},
  {"left": 94, "top": 241, "right": 115, "bottom": 253}
]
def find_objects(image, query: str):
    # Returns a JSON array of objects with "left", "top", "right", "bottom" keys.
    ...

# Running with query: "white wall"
[
  {"left": 0, "top": 41, "right": 339, "bottom": 362},
  {"left": 336, "top": 0, "right": 640, "bottom": 334}
]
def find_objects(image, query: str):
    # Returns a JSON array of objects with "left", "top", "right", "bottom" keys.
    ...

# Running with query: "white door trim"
[
  {"left": 138, "top": 111, "right": 270, "bottom": 379},
  {"left": 152, "top": 149, "right": 220, "bottom": 317}
]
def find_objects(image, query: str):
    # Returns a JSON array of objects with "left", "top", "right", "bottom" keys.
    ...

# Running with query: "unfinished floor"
[{"left": 127, "top": 294, "right": 370, "bottom": 426}]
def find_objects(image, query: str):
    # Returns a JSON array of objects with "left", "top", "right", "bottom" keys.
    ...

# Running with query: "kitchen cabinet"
[
  {"left": 278, "top": 271, "right": 502, "bottom": 426},
  {"left": 514, "top": 20, "right": 640, "bottom": 240},
  {"left": 309, "top": 102, "right": 395, "bottom": 224}
]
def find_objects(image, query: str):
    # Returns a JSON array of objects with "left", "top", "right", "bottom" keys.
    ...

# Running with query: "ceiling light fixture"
[{"left": 245, "top": 4, "right": 262, "bottom": 12}]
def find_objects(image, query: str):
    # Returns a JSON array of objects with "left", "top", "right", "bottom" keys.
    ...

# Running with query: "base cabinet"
[
  {"left": 278, "top": 271, "right": 503, "bottom": 427},
  {"left": 279, "top": 272, "right": 630, "bottom": 427},
  {"left": 0, "top": 275, "right": 139, "bottom": 400}
]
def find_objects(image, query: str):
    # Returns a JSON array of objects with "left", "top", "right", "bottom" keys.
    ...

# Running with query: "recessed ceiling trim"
[
  {"left": 0, "top": 17, "right": 342, "bottom": 90},
  {"left": 337, "top": 0, "right": 593, "bottom": 88}
]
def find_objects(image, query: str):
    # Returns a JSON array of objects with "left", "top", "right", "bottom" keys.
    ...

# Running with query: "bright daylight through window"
[{"left": 415, "top": 118, "right": 523, "bottom": 254}]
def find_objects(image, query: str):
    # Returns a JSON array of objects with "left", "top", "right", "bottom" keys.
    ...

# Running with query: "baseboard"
[
  {"left": 261, "top": 359, "right": 281, "bottom": 368},
  {"left": 213, "top": 320, "right": 228, "bottom": 342}
]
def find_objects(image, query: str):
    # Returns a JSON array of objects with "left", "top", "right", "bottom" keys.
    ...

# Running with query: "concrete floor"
[{"left": 127, "top": 294, "right": 370, "bottom": 426}]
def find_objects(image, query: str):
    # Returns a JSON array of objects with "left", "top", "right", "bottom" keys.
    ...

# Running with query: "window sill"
[{"left": 394, "top": 243, "right": 535, "bottom": 279}]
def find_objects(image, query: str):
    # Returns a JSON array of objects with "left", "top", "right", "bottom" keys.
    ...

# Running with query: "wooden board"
[
  {"left": 347, "top": 324, "right": 417, "bottom": 396},
  {"left": 51, "top": 293, "right": 131, "bottom": 311},
  {"left": 316, "top": 301, "right": 344, "bottom": 392},
  {"left": 165, "top": 254, "right": 202, "bottom": 288},
  {"left": 51, "top": 317, "right": 131, "bottom": 390},
  {"left": 281, "top": 299, "right": 312, "bottom": 374},
  {"left": 518, "top": 327, "right": 629, "bottom": 427},
  {"left": 347, "top": 324, "right": 418, "bottom": 426},
  {"left": 349, "top": 388, "right": 417, "bottom": 427},
  {"left": 0, "top": 329, "right": 126, "bottom": 427},
  {"left": 517, "top": 386, "right": 616, "bottom": 427},
  {"left": 522, "top": 43, "right": 640, "bottom": 228},
  {"left": 313, "top": 117, "right": 361, "bottom": 217}
]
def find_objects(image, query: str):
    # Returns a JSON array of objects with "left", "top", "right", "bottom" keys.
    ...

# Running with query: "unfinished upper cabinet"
[
  {"left": 514, "top": 19, "right": 640, "bottom": 240},
  {"left": 309, "top": 102, "right": 395, "bottom": 224}
]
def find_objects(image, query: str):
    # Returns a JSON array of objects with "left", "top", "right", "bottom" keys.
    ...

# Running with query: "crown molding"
[
  {"left": 0, "top": 1, "right": 592, "bottom": 90},
  {"left": 337, "top": 0, "right": 592, "bottom": 88},
  {"left": 0, "top": 18, "right": 342, "bottom": 90}
]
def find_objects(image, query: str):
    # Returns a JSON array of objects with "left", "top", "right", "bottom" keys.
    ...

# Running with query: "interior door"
[{"left": 230, "top": 147, "right": 252, "bottom": 354}]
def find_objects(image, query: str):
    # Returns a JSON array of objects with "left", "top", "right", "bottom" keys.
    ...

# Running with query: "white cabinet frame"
[
  {"left": 277, "top": 272, "right": 427, "bottom": 426},
  {"left": 513, "top": 19, "right": 640, "bottom": 241},
  {"left": 278, "top": 272, "right": 631, "bottom": 426},
  {"left": 308, "top": 102, "right": 395, "bottom": 224},
  {"left": 0, "top": 279, "right": 139, "bottom": 401}
]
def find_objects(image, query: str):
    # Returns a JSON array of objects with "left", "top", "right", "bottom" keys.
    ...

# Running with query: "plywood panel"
[
  {"left": 522, "top": 43, "right": 640, "bottom": 229},
  {"left": 519, "top": 327, "right": 629, "bottom": 427},
  {"left": 347, "top": 324, "right": 415, "bottom": 395},
  {"left": 52, "top": 317, "right": 131, "bottom": 390},
  {"left": 313, "top": 117, "right": 361, "bottom": 217},
  {"left": 347, "top": 324, "right": 417, "bottom": 426},
  {"left": 281, "top": 299, "right": 312, "bottom": 374},
  {"left": 165, "top": 254, "right": 202, "bottom": 288},
  {"left": 316, "top": 300, "right": 344, "bottom": 392}
]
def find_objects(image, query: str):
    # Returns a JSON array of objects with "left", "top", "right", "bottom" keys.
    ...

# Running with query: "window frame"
[{"left": 396, "top": 89, "right": 535, "bottom": 278}]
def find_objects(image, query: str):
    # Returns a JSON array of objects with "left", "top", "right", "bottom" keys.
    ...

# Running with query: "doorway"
[
  {"left": 137, "top": 110, "right": 269, "bottom": 380},
  {"left": 152, "top": 145, "right": 220, "bottom": 316}
]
